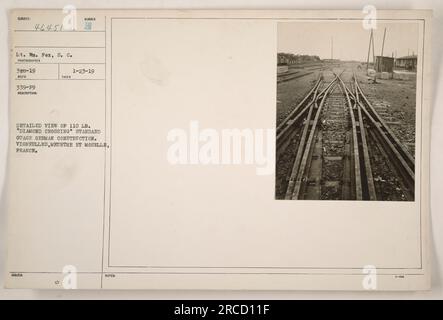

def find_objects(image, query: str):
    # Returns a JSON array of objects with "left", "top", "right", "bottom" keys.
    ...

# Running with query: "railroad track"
[
  {"left": 277, "top": 71, "right": 315, "bottom": 84},
  {"left": 345, "top": 72, "right": 415, "bottom": 200},
  {"left": 276, "top": 73, "right": 337, "bottom": 156},
  {"left": 337, "top": 73, "right": 376, "bottom": 200},
  {"left": 283, "top": 75, "right": 338, "bottom": 200},
  {"left": 276, "top": 69, "right": 415, "bottom": 201}
]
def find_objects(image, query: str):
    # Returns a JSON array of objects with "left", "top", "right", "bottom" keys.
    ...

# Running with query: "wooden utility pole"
[
  {"left": 366, "top": 30, "right": 372, "bottom": 72},
  {"left": 371, "top": 30, "right": 376, "bottom": 68},
  {"left": 366, "top": 30, "right": 376, "bottom": 71},
  {"left": 381, "top": 27, "right": 387, "bottom": 56},
  {"left": 365, "top": 29, "right": 377, "bottom": 82},
  {"left": 366, "top": 29, "right": 378, "bottom": 82}
]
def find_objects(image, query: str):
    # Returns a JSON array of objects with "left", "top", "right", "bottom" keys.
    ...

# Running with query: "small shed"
[
  {"left": 395, "top": 55, "right": 417, "bottom": 72},
  {"left": 375, "top": 56, "right": 394, "bottom": 73}
]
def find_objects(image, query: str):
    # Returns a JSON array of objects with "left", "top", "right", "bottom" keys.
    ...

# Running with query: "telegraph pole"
[
  {"left": 366, "top": 30, "right": 372, "bottom": 72},
  {"left": 381, "top": 27, "right": 387, "bottom": 56}
]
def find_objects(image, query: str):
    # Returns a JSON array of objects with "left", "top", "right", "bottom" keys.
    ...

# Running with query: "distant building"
[
  {"left": 375, "top": 56, "right": 394, "bottom": 73},
  {"left": 277, "top": 55, "right": 293, "bottom": 66},
  {"left": 277, "top": 53, "right": 320, "bottom": 66},
  {"left": 395, "top": 55, "right": 417, "bottom": 72}
]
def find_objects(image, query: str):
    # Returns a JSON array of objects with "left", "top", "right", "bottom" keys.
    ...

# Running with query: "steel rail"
[
  {"left": 353, "top": 79, "right": 377, "bottom": 200},
  {"left": 284, "top": 75, "right": 322, "bottom": 199},
  {"left": 290, "top": 76, "right": 338, "bottom": 200},
  {"left": 336, "top": 72, "right": 377, "bottom": 200},
  {"left": 344, "top": 78, "right": 415, "bottom": 200},
  {"left": 276, "top": 78, "right": 322, "bottom": 154},
  {"left": 354, "top": 79, "right": 377, "bottom": 200},
  {"left": 336, "top": 75, "right": 363, "bottom": 200},
  {"left": 276, "top": 74, "right": 337, "bottom": 154},
  {"left": 354, "top": 74, "right": 415, "bottom": 172},
  {"left": 277, "top": 74, "right": 322, "bottom": 134}
]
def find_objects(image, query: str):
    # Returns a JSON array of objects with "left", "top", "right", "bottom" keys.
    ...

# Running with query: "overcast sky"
[{"left": 278, "top": 21, "right": 420, "bottom": 61}]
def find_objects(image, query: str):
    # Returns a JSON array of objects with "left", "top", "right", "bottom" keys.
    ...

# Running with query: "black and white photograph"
[{"left": 276, "top": 21, "right": 419, "bottom": 201}]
